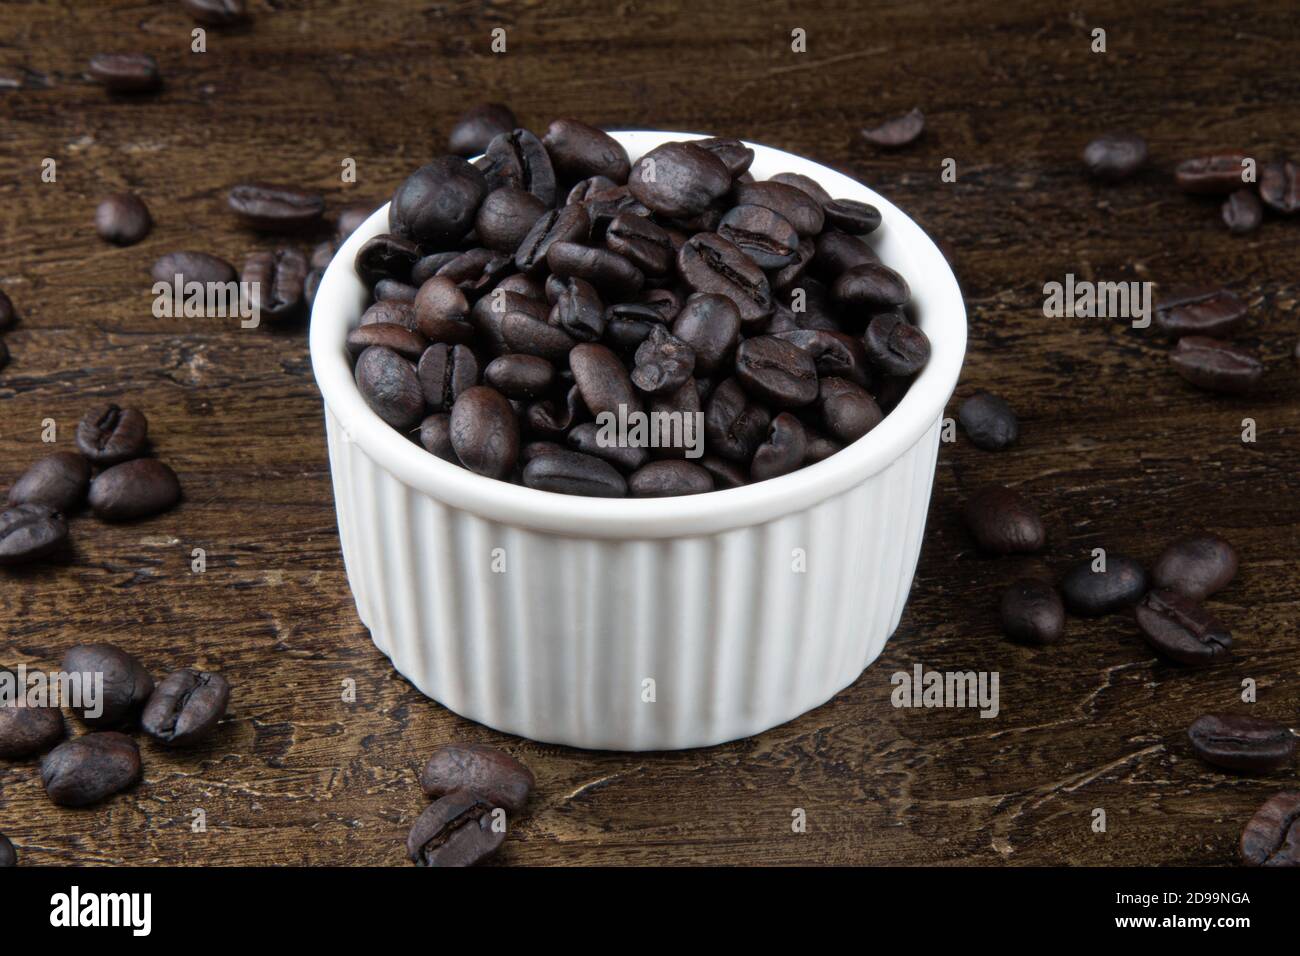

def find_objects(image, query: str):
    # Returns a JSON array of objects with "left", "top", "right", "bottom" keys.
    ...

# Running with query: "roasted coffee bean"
[
  {"left": 41, "top": 732, "right": 141, "bottom": 807},
  {"left": 1060, "top": 553, "right": 1147, "bottom": 616},
  {"left": 571, "top": 342, "right": 641, "bottom": 418},
  {"left": 420, "top": 743, "right": 535, "bottom": 813},
  {"left": 567, "top": 175, "right": 618, "bottom": 205},
  {"left": 346, "top": 323, "right": 427, "bottom": 361},
  {"left": 407, "top": 789, "right": 506, "bottom": 867},
  {"left": 705, "top": 378, "right": 771, "bottom": 462},
  {"left": 182, "top": 0, "right": 249, "bottom": 25},
  {"left": 566, "top": 422, "right": 647, "bottom": 472},
  {"left": 671, "top": 293, "right": 740, "bottom": 374},
  {"left": 751, "top": 413, "right": 807, "bottom": 481},
  {"left": 481, "top": 129, "right": 557, "bottom": 206},
  {"left": 958, "top": 391, "right": 1018, "bottom": 450},
  {"left": 502, "top": 311, "right": 576, "bottom": 361},
  {"left": 693, "top": 137, "right": 755, "bottom": 177},
  {"left": 861, "top": 108, "right": 924, "bottom": 148},
  {"left": 999, "top": 579, "right": 1065, "bottom": 645},
  {"left": 413, "top": 277, "right": 474, "bottom": 344},
  {"left": 360, "top": 300, "right": 419, "bottom": 332},
  {"left": 717, "top": 204, "right": 799, "bottom": 269},
  {"left": 0, "top": 833, "right": 14, "bottom": 867},
  {"left": 374, "top": 279, "right": 418, "bottom": 303},
  {"left": 418, "top": 343, "right": 479, "bottom": 411},
  {"left": 1222, "top": 189, "right": 1263, "bottom": 234},
  {"left": 354, "top": 234, "right": 421, "bottom": 287},
  {"left": 1175, "top": 153, "right": 1250, "bottom": 195},
  {"left": 94, "top": 193, "right": 151, "bottom": 245},
  {"left": 0, "top": 668, "right": 64, "bottom": 758},
  {"left": 141, "top": 668, "right": 229, "bottom": 746},
  {"left": 628, "top": 142, "right": 732, "bottom": 219},
  {"left": 733, "top": 181, "right": 825, "bottom": 236},
  {"left": 961, "top": 485, "right": 1046, "bottom": 555},
  {"left": 824, "top": 199, "right": 881, "bottom": 235},
  {"left": 475, "top": 187, "right": 547, "bottom": 252},
  {"left": 547, "top": 241, "right": 643, "bottom": 298},
  {"left": 817, "top": 376, "right": 881, "bottom": 443},
  {"left": 631, "top": 325, "right": 695, "bottom": 396},
  {"left": 411, "top": 251, "right": 461, "bottom": 286},
  {"left": 87, "top": 53, "right": 160, "bottom": 93},
  {"left": 803, "top": 430, "right": 843, "bottom": 464},
  {"left": 628, "top": 460, "right": 713, "bottom": 497},
  {"left": 354, "top": 346, "right": 424, "bottom": 430},
  {"left": 450, "top": 386, "right": 519, "bottom": 480},
  {"left": 1259, "top": 159, "right": 1300, "bottom": 214},
  {"left": 516, "top": 205, "right": 590, "bottom": 276},
  {"left": 0, "top": 505, "right": 67, "bottom": 565},
  {"left": 0, "top": 290, "right": 14, "bottom": 331},
  {"left": 523, "top": 449, "right": 627, "bottom": 497},
  {"left": 677, "top": 232, "right": 773, "bottom": 325},
  {"left": 484, "top": 354, "right": 554, "bottom": 400},
  {"left": 1188, "top": 714, "right": 1295, "bottom": 773},
  {"left": 419, "top": 414, "right": 457, "bottom": 462},
  {"left": 8, "top": 452, "right": 91, "bottom": 512},
  {"left": 812, "top": 231, "right": 878, "bottom": 281},
  {"left": 699, "top": 455, "right": 746, "bottom": 488},
  {"left": 542, "top": 118, "right": 631, "bottom": 182},
  {"left": 1155, "top": 287, "right": 1246, "bottom": 338},
  {"left": 834, "top": 262, "right": 910, "bottom": 309},
  {"left": 63, "top": 643, "right": 153, "bottom": 728},
  {"left": 769, "top": 171, "right": 833, "bottom": 207},
  {"left": 1152, "top": 532, "right": 1237, "bottom": 601},
  {"left": 228, "top": 183, "right": 324, "bottom": 231},
  {"left": 496, "top": 274, "right": 544, "bottom": 300},
  {"left": 1082, "top": 132, "right": 1148, "bottom": 182},
  {"left": 1239, "top": 792, "right": 1300, "bottom": 866},
  {"left": 773, "top": 330, "right": 868, "bottom": 386},
  {"left": 151, "top": 251, "right": 236, "bottom": 286},
  {"left": 864, "top": 310, "right": 930, "bottom": 376},
  {"left": 1170, "top": 336, "right": 1263, "bottom": 394},
  {"left": 644, "top": 378, "right": 702, "bottom": 461},
  {"left": 581, "top": 185, "right": 653, "bottom": 239},
  {"left": 551, "top": 276, "right": 606, "bottom": 341},
  {"left": 76, "top": 404, "right": 148, "bottom": 465},
  {"left": 1136, "top": 589, "right": 1231, "bottom": 665},
  {"left": 88, "top": 459, "right": 181, "bottom": 521},
  {"left": 606, "top": 211, "right": 675, "bottom": 276},
  {"left": 735, "top": 336, "right": 818, "bottom": 407},
  {"left": 449, "top": 103, "right": 517, "bottom": 157},
  {"left": 526, "top": 385, "right": 585, "bottom": 438},
  {"left": 389, "top": 157, "right": 488, "bottom": 247},
  {"left": 436, "top": 248, "right": 512, "bottom": 298},
  {"left": 243, "top": 248, "right": 309, "bottom": 320}
]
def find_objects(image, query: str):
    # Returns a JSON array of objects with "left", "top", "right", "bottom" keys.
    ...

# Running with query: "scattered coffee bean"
[
  {"left": 449, "top": 103, "right": 517, "bottom": 157},
  {"left": 228, "top": 184, "right": 325, "bottom": 231},
  {"left": 62, "top": 643, "right": 153, "bottom": 729},
  {"left": 407, "top": 788, "right": 506, "bottom": 867},
  {"left": 8, "top": 451, "right": 91, "bottom": 512},
  {"left": 420, "top": 743, "right": 535, "bottom": 814},
  {"left": 243, "top": 248, "right": 309, "bottom": 320},
  {"left": 87, "top": 53, "right": 160, "bottom": 93},
  {"left": 94, "top": 193, "right": 152, "bottom": 245},
  {"left": 1222, "top": 189, "right": 1263, "bottom": 234},
  {"left": 0, "top": 832, "right": 14, "bottom": 867},
  {"left": 1239, "top": 792, "right": 1300, "bottom": 866},
  {"left": 152, "top": 251, "right": 236, "bottom": 286},
  {"left": 141, "top": 668, "right": 230, "bottom": 746},
  {"left": 76, "top": 404, "right": 148, "bottom": 465},
  {"left": 961, "top": 485, "right": 1046, "bottom": 554},
  {"left": 1170, "top": 336, "right": 1263, "bottom": 394},
  {"left": 1154, "top": 287, "right": 1246, "bottom": 338},
  {"left": 861, "top": 108, "right": 925, "bottom": 148},
  {"left": 999, "top": 579, "right": 1065, "bottom": 644},
  {"left": 1258, "top": 159, "right": 1299, "bottom": 214},
  {"left": 1152, "top": 532, "right": 1237, "bottom": 600},
  {"left": 1061, "top": 553, "right": 1146, "bottom": 616},
  {"left": 41, "top": 731, "right": 141, "bottom": 807},
  {"left": 0, "top": 668, "right": 64, "bottom": 758},
  {"left": 88, "top": 458, "right": 182, "bottom": 521},
  {"left": 1135, "top": 589, "right": 1231, "bottom": 665},
  {"left": 1175, "top": 154, "right": 1250, "bottom": 195},
  {"left": 1082, "top": 132, "right": 1148, "bottom": 182},
  {"left": 1188, "top": 714, "right": 1296, "bottom": 773},
  {"left": 0, "top": 504, "right": 68, "bottom": 566},
  {"left": 182, "top": 0, "right": 249, "bottom": 25},
  {"left": 958, "top": 391, "right": 1018, "bottom": 450}
]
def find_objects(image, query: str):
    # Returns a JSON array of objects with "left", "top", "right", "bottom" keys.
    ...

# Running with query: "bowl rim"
[{"left": 309, "top": 130, "right": 966, "bottom": 538}]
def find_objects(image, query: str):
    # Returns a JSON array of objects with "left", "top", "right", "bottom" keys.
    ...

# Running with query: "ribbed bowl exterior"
[{"left": 325, "top": 409, "right": 941, "bottom": 751}]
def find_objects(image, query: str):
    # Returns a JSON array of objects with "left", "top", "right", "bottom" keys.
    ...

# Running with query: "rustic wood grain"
[{"left": 1, "top": 0, "right": 1297, "bottom": 867}]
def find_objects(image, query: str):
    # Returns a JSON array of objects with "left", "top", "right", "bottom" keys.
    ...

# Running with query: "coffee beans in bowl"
[{"left": 343, "top": 116, "right": 930, "bottom": 497}]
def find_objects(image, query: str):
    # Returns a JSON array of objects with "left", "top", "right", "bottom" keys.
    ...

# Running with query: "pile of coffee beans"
[
  {"left": 1239, "top": 792, "right": 1300, "bottom": 866},
  {"left": 0, "top": 643, "right": 229, "bottom": 836},
  {"left": 0, "top": 405, "right": 181, "bottom": 568},
  {"left": 407, "top": 742, "right": 535, "bottom": 866},
  {"left": 345, "top": 108, "right": 929, "bottom": 497}
]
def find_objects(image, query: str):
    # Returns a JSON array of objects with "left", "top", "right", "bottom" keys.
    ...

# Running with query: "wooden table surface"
[{"left": 1, "top": 0, "right": 1296, "bottom": 866}]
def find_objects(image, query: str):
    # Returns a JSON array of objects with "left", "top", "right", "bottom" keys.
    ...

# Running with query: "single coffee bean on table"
[
  {"left": 94, "top": 193, "right": 152, "bottom": 245},
  {"left": 1135, "top": 589, "right": 1231, "bottom": 665},
  {"left": 1153, "top": 287, "right": 1246, "bottom": 338},
  {"left": 141, "top": 668, "right": 230, "bottom": 746},
  {"left": 152, "top": 251, "right": 236, "bottom": 287},
  {"left": 961, "top": 485, "right": 1046, "bottom": 554},
  {"left": 420, "top": 743, "right": 535, "bottom": 814},
  {"left": 1082, "top": 132, "right": 1148, "bottom": 182},
  {"left": 1239, "top": 792, "right": 1300, "bottom": 867},
  {"left": 228, "top": 184, "right": 325, "bottom": 231},
  {"left": 41, "top": 732, "right": 142, "bottom": 807},
  {"left": 8, "top": 451, "right": 91, "bottom": 512},
  {"left": 63, "top": 643, "right": 154, "bottom": 728},
  {"left": 1169, "top": 336, "right": 1263, "bottom": 394},
  {"left": 1222, "top": 189, "right": 1263, "bottom": 234},
  {"left": 0, "top": 667, "right": 65, "bottom": 758},
  {"left": 861, "top": 108, "right": 925, "bottom": 148},
  {"left": 1174, "top": 154, "right": 1251, "bottom": 194},
  {"left": 88, "top": 458, "right": 182, "bottom": 521},
  {"left": 182, "top": 0, "right": 249, "bottom": 27},
  {"left": 243, "top": 248, "right": 309, "bottom": 320},
  {"left": 0, "top": 504, "right": 68, "bottom": 566},
  {"left": 1258, "top": 159, "right": 1299, "bottom": 214},
  {"left": 87, "top": 53, "right": 160, "bottom": 93},
  {"left": 1060, "top": 553, "right": 1146, "bottom": 616},
  {"left": 407, "top": 788, "right": 507, "bottom": 867},
  {"left": 999, "top": 579, "right": 1065, "bottom": 645},
  {"left": 1188, "top": 714, "right": 1296, "bottom": 773},
  {"left": 958, "top": 391, "right": 1018, "bottom": 450},
  {"left": 76, "top": 404, "right": 148, "bottom": 465},
  {"left": 1151, "top": 532, "right": 1237, "bottom": 600}
]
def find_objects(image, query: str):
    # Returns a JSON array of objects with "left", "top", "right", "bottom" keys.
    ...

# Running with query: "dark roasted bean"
[
  {"left": 525, "top": 386, "right": 584, "bottom": 438},
  {"left": 803, "top": 430, "right": 842, "bottom": 464},
  {"left": 355, "top": 234, "right": 421, "bottom": 287},
  {"left": 360, "top": 300, "right": 419, "bottom": 332},
  {"left": 1259, "top": 159, "right": 1300, "bottom": 214},
  {"left": 182, "top": 0, "right": 249, "bottom": 25},
  {"left": 389, "top": 157, "right": 488, "bottom": 248},
  {"left": 346, "top": 323, "right": 427, "bottom": 361},
  {"left": 374, "top": 279, "right": 418, "bottom": 303},
  {"left": 717, "top": 204, "right": 799, "bottom": 269},
  {"left": 1082, "top": 132, "right": 1148, "bottom": 182},
  {"left": 606, "top": 211, "right": 675, "bottom": 276},
  {"left": 1170, "top": 336, "right": 1263, "bottom": 394},
  {"left": 1154, "top": 287, "right": 1246, "bottom": 338},
  {"left": 523, "top": 449, "right": 627, "bottom": 497},
  {"left": 94, "top": 193, "right": 151, "bottom": 245},
  {"left": 243, "top": 248, "right": 309, "bottom": 320},
  {"left": 151, "top": 251, "right": 235, "bottom": 286},
  {"left": 733, "top": 181, "right": 825, "bottom": 236},
  {"left": 817, "top": 377, "right": 882, "bottom": 444},
  {"left": 546, "top": 241, "right": 643, "bottom": 298},
  {"left": 475, "top": 187, "right": 547, "bottom": 252},
  {"left": 1060, "top": 553, "right": 1147, "bottom": 616},
  {"left": 542, "top": 118, "right": 631, "bottom": 182},
  {"left": 484, "top": 354, "right": 554, "bottom": 400},
  {"left": 8, "top": 452, "right": 90, "bottom": 512},
  {"left": 999, "top": 579, "right": 1065, "bottom": 645},
  {"left": 0, "top": 667, "right": 64, "bottom": 759},
  {"left": 769, "top": 172, "right": 832, "bottom": 206},
  {"left": 87, "top": 53, "right": 160, "bottom": 93},
  {"left": 228, "top": 183, "right": 324, "bottom": 231},
  {"left": 1188, "top": 714, "right": 1296, "bottom": 773},
  {"left": 812, "top": 231, "right": 878, "bottom": 281},
  {"left": 773, "top": 329, "right": 870, "bottom": 387},
  {"left": 628, "top": 460, "right": 713, "bottom": 497},
  {"left": 834, "top": 262, "right": 910, "bottom": 309},
  {"left": 1223, "top": 189, "right": 1263, "bottom": 234},
  {"left": 1152, "top": 532, "right": 1238, "bottom": 601},
  {"left": 704, "top": 378, "right": 770, "bottom": 463},
  {"left": 418, "top": 414, "right": 457, "bottom": 463},
  {"left": 1135, "top": 589, "right": 1231, "bottom": 665},
  {"left": 449, "top": 386, "right": 519, "bottom": 480},
  {"left": 411, "top": 251, "right": 461, "bottom": 286},
  {"left": 571, "top": 342, "right": 641, "bottom": 418},
  {"left": 41, "top": 732, "right": 141, "bottom": 807},
  {"left": 676, "top": 232, "right": 773, "bottom": 325},
  {"left": 0, "top": 290, "right": 15, "bottom": 331},
  {"left": 700, "top": 455, "right": 747, "bottom": 488},
  {"left": 550, "top": 276, "right": 606, "bottom": 342},
  {"left": 0, "top": 505, "right": 67, "bottom": 565},
  {"left": 141, "top": 668, "right": 230, "bottom": 746},
  {"left": 413, "top": 277, "right": 474, "bottom": 344},
  {"left": 823, "top": 198, "right": 881, "bottom": 234},
  {"left": 420, "top": 743, "right": 535, "bottom": 814},
  {"left": 515, "top": 205, "right": 590, "bottom": 276},
  {"left": 63, "top": 643, "right": 153, "bottom": 728},
  {"left": 958, "top": 391, "right": 1018, "bottom": 450},
  {"left": 436, "top": 248, "right": 512, "bottom": 299},
  {"left": 628, "top": 142, "right": 732, "bottom": 219},
  {"left": 671, "top": 293, "right": 740, "bottom": 374},
  {"left": 631, "top": 324, "right": 695, "bottom": 396},
  {"left": 861, "top": 108, "right": 924, "bottom": 148},
  {"left": 417, "top": 343, "right": 479, "bottom": 411},
  {"left": 76, "top": 404, "right": 148, "bottom": 465},
  {"left": 864, "top": 310, "right": 929, "bottom": 376},
  {"left": 88, "top": 459, "right": 182, "bottom": 521},
  {"left": 449, "top": 103, "right": 517, "bottom": 157},
  {"left": 407, "top": 789, "right": 507, "bottom": 867},
  {"left": 1174, "top": 153, "right": 1251, "bottom": 195},
  {"left": 751, "top": 412, "right": 807, "bottom": 481},
  {"left": 961, "top": 485, "right": 1046, "bottom": 555},
  {"left": 566, "top": 422, "right": 647, "bottom": 472},
  {"left": 693, "top": 137, "right": 755, "bottom": 177},
  {"left": 502, "top": 311, "right": 576, "bottom": 361},
  {"left": 354, "top": 346, "right": 425, "bottom": 430},
  {"left": 481, "top": 129, "right": 557, "bottom": 206},
  {"left": 735, "top": 335, "right": 818, "bottom": 407},
  {"left": 1239, "top": 792, "right": 1300, "bottom": 866}
]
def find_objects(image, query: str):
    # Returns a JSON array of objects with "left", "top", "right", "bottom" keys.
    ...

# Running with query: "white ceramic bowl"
[{"left": 309, "top": 131, "right": 966, "bottom": 750}]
